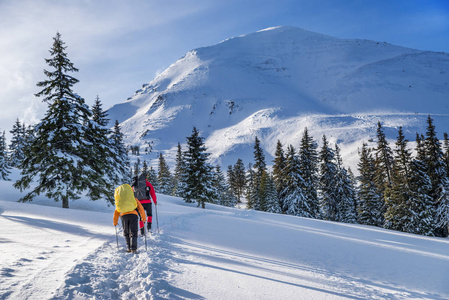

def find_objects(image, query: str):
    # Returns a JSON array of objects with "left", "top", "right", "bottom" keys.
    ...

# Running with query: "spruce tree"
[
  {"left": 442, "top": 133, "right": 449, "bottom": 177},
  {"left": 183, "top": 127, "right": 213, "bottom": 208},
  {"left": 158, "top": 152, "right": 173, "bottom": 195},
  {"left": 147, "top": 166, "right": 159, "bottom": 190},
  {"left": 8, "top": 119, "right": 26, "bottom": 167},
  {"left": 251, "top": 136, "right": 267, "bottom": 211},
  {"left": 246, "top": 163, "right": 256, "bottom": 209},
  {"left": 172, "top": 143, "right": 187, "bottom": 197},
  {"left": 384, "top": 127, "right": 411, "bottom": 232},
  {"left": 357, "top": 143, "right": 383, "bottom": 226},
  {"left": 212, "top": 165, "right": 238, "bottom": 207},
  {"left": 133, "top": 158, "right": 141, "bottom": 178},
  {"left": 318, "top": 135, "right": 338, "bottom": 221},
  {"left": 299, "top": 127, "right": 319, "bottom": 218},
  {"left": 14, "top": 33, "right": 102, "bottom": 208},
  {"left": 110, "top": 120, "right": 130, "bottom": 185},
  {"left": 282, "top": 145, "right": 309, "bottom": 217},
  {"left": 407, "top": 134, "right": 435, "bottom": 236},
  {"left": 0, "top": 131, "right": 11, "bottom": 181},
  {"left": 374, "top": 121, "right": 393, "bottom": 186},
  {"left": 273, "top": 140, "right": 287, "bottom": 211},
  {"left": 142, "top": 160, "right": 149, "bottom": 176},
  {"left": 85, "top": 95, "right": 116, "bottom": 203},
  {"left": 262, "top": 171, "right": 281, "bottom": 213},
  {"left": 424, "top": 116, "right": 449, "bottom": 236},
  {"left": 334, "top": 144, "right": 357, "bottom": 223},
  {"left": 373, "top": 121, "right": 393, "bottom": 222},
  {"left": 233, "top": 158, "right": 246, "bottom": 203},
  {"left": 226, "top": 165, "right": 236, "bottom": 199}
]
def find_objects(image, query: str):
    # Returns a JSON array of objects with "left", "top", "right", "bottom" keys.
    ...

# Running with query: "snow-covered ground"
[{"left": 1, "top": 174, "right": 449, "bottom": 300}]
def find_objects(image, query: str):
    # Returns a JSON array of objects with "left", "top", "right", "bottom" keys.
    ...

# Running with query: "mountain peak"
[{"left": 108, "top": 27, "right": 449, "bottom": 169}]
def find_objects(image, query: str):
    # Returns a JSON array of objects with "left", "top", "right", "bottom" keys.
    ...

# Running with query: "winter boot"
[
  {"left": 147, "top": 222, "right": 152, "bottom": 232},
  {"left": 140, "top": 227, "right": 145, "bottom": 236}
]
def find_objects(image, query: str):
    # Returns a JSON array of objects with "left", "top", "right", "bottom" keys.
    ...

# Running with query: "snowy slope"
[
  {"left": 1, "top": 178, "right": 449, "bottom": 299},
  {"left": 107, "top": 26, "right": 449, "bottom": 169}
]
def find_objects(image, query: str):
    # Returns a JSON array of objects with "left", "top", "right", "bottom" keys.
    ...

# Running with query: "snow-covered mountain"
[{"left": 107, "top": 26, "right": 449, "bottom": 169}]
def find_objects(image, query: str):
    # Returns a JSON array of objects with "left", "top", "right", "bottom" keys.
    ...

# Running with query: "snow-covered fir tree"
[
  {"left": 212, "top": 165, "right": 238, "bottom": 207},
  {"left": 251, "top": 136, "right": 268, "bottom": 211},
  {"left": 142, "top": 160, "right": 149, "bottom": 176},
  {"left": 437, "top": 134, "right": 449, "bottom": 236},
  {"left": 442, "top": 133, "right": 449, "bottom": 177},
  {"left": 273, "top": 140, "right": 287, "bottom": 212},
  {"left": 14, "top": 33, "right": 105, "bottom": 208},
  {"left": 298, "top": 127, "right": 319, "bottom": 218},
  {"left": 147, "top": 166, "right": 159, "bottom": 190},
  {"left": 233, "top": 158, "right": 246, "bottom": 203},
  {"left": 245, "top": 163, "right": 256, "bottom": 209},
  {"left": 0, "top": 131, "right": 11, "bottom": 181},
  {"left": 281, "top": 145, "right": 309, "bottom": 217},
  {"left": 406, "top": 134, "right": 435, "bottom": 236},
  {"left": 261, "top": 171, "right": 281, "bottom": 213},
  {"left": 436, "top": 186, "right": 449, "bottom": 236},
  {"left": 85, "top": 95, "right": 117, "bottom": 203},
  {"left": 183, "top": 127, "right": 213, "bottom": 208},
  {"left": 172, "top": 143, "right": 187, "bottom": 197},
  {"left": 384, "top": 127, "right": 412, "bottom": 232},
  {"left": 133, "top": 158, "right": 141, "bottom": 178},
  {"left": 334, "top": 144, "right": 357, "bottom": 223},
  {"left": 425, "top": 116, "right": 449, "bottom": 236},
  {"left": 251, "top": 136, "right": 267, "bottom": 210},
  {"left": 157, "top": 152, "right": 173, "bottom": 195},
  {"left": 357, "top": 143, "right": 384, "bottom": 226},
  {"left": 374, "top": 122, "right": 393, "bottom": 187},
  {"left": 373, "top": 121, "right": 393, "bottom": 223},
  {"left": 318, "top": 135, "right": 338, "bottom": 221},
  {"left": 8, "top": 119, "right": 26, "bottom": 167},
  {"left": 226, "top": 165, "right": 236, "bottom": 199},
  {"left": 110, "top": 120, "right": 130, "bottom": 185}
]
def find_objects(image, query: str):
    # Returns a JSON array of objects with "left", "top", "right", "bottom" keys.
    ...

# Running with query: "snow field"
[{"left": 1, "top": 190, "right": 449, "bottom": 299}]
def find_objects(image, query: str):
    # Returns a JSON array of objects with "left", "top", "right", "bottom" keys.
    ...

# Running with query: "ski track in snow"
[
  {"left": 50, "top": 233, "right": 206, "bottom": 299},
  {"left": 52, "top": 235, "right": 166, "bottom": 300}
]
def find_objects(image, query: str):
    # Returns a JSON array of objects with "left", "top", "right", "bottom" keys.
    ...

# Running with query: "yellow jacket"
[{"left": 113, "top": 200, "right": 146, "bottom": 226}]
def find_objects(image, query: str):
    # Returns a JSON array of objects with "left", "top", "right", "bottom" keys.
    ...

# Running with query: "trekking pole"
[
  {"left": 115, "top": 225, "right": 119, "bottom": 251},
  {"left": 144, "top": 223, "right": 148, "bottom": 251},
  {"left": 155, "top": 204, "right": 160, "bottom": 234}
]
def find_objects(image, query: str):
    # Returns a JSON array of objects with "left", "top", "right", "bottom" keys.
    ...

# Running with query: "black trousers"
[
  {"left": 138, "top": 202, "right": 153, "bottom": 231},
  {"left": 121, "top": 214, "right": 138, "bottom": 250},
  {"left": 142, "top": 202, "right": 153, "bottom": 221}
]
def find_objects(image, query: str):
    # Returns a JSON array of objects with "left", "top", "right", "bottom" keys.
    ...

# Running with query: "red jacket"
[{"left": 140, "top": 179, "right": 157, "bottom": 205}]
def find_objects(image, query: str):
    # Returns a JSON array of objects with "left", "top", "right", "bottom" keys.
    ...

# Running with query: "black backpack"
[{"left": 133, "top": 174, "right": 149, "bottom": 200}]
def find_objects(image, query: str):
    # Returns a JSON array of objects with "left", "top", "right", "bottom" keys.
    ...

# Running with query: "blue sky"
[{"left": 0, "top": 0, "right": 448, "bottom": 136}]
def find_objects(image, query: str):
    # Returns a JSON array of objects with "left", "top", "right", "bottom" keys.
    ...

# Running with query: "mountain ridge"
[{"left": 107, "top": 26, "right": 449, "bottom": 169}]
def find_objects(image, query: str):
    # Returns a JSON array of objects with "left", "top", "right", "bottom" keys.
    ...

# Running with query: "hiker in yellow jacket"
[{"left": 113, "top": 184, "right": 146, "bottom": 253}]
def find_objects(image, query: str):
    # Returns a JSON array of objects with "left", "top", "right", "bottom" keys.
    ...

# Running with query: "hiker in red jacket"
[{"left": 132, "top": 174, "right": 157, "bottom": 235}]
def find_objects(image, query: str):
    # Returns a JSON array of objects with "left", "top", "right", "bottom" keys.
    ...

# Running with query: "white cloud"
[{"left": 0, "top": 0, "right": 213, "bottom": 135}]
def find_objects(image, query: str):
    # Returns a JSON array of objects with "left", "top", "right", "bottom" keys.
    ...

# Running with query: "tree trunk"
[{"left": 62, "top": 192, "right": 69, "bottom": 208}]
